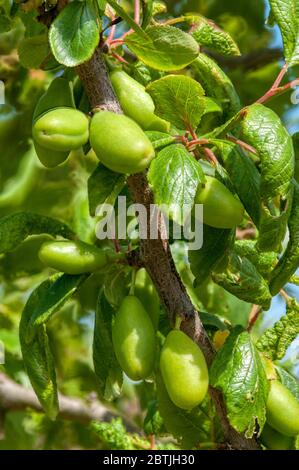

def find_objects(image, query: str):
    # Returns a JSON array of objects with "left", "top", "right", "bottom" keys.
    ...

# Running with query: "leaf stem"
[
  {"left": 174, "top": 315, "right": 183, "bottom": 330},
  {"left": 111, "top": 52, "right": 129, "bottom": 64},
  {"left": 134, "top": 0, "right": 140, "bottom": 24},
  {"left": 255, "top": 63, "right": 299, "bottom": 105},
  {"left": 202, "top": 146, "right": 218, "bottom": 165},
  {"left": 226, "top": 135, "right": 257, "bottom": 155},
  {"left": 247, "top": 304, "right": 261, "bottom": 332},
  {"left": 280, "top": 289, "right": 292, "bottom": 305}
]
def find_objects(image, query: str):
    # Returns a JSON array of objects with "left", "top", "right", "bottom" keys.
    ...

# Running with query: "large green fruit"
[
  {"left": 160, "top": 330, "right": 209, "bottom": 410},
  {"left": 38, "top": 240, "right": 117, "bottom": 275},
  {"left": 33, "top": 107, "right": 89, "bottom": 152},
  {"left": 110, "top": 70, "right": 170, "bottom": 132},
  {"left": 112, "top": 295, "right": 156, "bottom": 380},
  {"left": 266, "top": 380, "right": 299, "bottom": 437},
  {"left": 90, "top": 111, "right": 155, "bottom": 174},
  {"left": 194, "top": 175, "right": 244, "bottom": 228},
  {"left": 134, "top": 268, "right": 160, "bottom": 329},
  {"left": 260, "top": 423, "right": 293, "bottom": 450}
]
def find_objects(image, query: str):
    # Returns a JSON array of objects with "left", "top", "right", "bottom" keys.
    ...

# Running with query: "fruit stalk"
[{"left": 76, "top": 46, "right": 259, "bottom": 450}]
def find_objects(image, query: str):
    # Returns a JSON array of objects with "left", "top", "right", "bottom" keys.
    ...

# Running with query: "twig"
[
  {"left": 255, "top": 62, "right": 299, "bottom": 105},
  {"left": 247, "top": 304, "right": 262, "bottom": 332},
  {"left": 0, "top": 373, "right": 135, "bottom": 429},
  {"left": 280, "top": 289, "right": 292, "bottom": 305},
  {"left": 272, "top": 62, "right": 288, "bottom": 89}
]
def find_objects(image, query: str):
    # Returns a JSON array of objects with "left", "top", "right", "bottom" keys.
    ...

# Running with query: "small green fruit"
[
  {"left": 160, "top": 330, "right": 209, "bottom": 410},
  {"left": 90, "top": 111, "right": 155, "bottom": 174},
  {"left": 33, "top": 107, "right": 89, "bottom": 152},
  {"left": 260, "top": 423, "right": 293, "bottom": 450},
  {"left": 194, "top": 176, "right": 244, "bottom": 228},
  {"left": 112, "top": 295, "right": 156, "bottom": 380},
  {"left": 266, "top": 380, "right": 299, "bottom": 437},
  {"left": 134, "top": 268, "right": 160, "bottom": 329},
  {"left": 38, "top": 240, "right": 116, "bottom": 275}
]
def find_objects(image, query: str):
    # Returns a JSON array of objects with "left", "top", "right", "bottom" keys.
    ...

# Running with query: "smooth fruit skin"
[
  {"left": 110, "top": 70, "right": 170, "bottom": 133},
  {"left": 160, "top": 330, "right": 209, "bottom": 410},
  {"left": 90, "top": 111, "right": 155, "bottom": 174},
  {"left": 110, "top": 70, "right": 155, "bottom": 129},
  {"left": 134, "top": 268, "right": 160, "bottom": 329},
  {"left": 112, "top": 295, "right": 156, "bottom": 381},
  {"left": 33, "top": 107, "right": 89, "bottom": 152},
  {"left": 34, "top": 141, "right": 69, "bottom": 168},
  {"left": 146, "top": 115, "right": 170, "bottom": 133},
  {"left": 38, "top": 240, "right": 115, "bottom": 275},
  {"left": 194, "top": 175, "right": 244, "bottom": 229},
  {"left": 266, "top": 380, "right": 299, "bottom": 437},
  {"left": 260, "top": 423, "right": 293, "bottom": 450}
]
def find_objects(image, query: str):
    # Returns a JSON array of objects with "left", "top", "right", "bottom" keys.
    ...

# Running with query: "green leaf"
[
  {"left": 25, "top": 273, "right": 88, "bottom": 342},
  {"left": 156, "top": 373, "right": 210, "bottom": 448},
  {"left": 212, "top": 251, "right": 272, "bottom": 309},
  {"left": 148, "top": 144, "right": 205, "bottom": 225},
  {"left": 241, "top": 104, "right": 294, "bottom": 200},
  {"left": 0, "top": 212, "right": 74, "bottom": 255},
  {"left": 190, "top": 15, "right": 240, "bottom": 56},
  {"left": 93, "top": 291, "right": 123, "bottom": 401},
  {"left": 256, "top": 299, "right": 299, "bottom": 360},
  {"left": 33, "top": 77, "right": 75, "bottom": 123},
  {"left": 18, "top": 34, "right": 51, "bottom": 69},
  {"left": 49, "top": 0, "right": 100, "bottom": 67},
  {"left": 275, "top": 366, "right": 299, "bottom": 400},
  {"left": 19, "top": 274, "right": 86, "bottom": 418},
  {"left": 269, "top": 0, "right": 299, "bottom": 67},
  {"left": 125, "top": 25, "right": 199, "bottom": 71},
  {"left": 191, "top": 53, "right": 241, "bottom": 119},
  {"left": 88, "top": 164, "right": 126, "bottom": 217},
  {"left": 234, "top": 240, "right": 277, "bottom": 279},
  {"left": 107, "top": 0, "right": 146, "bottom": 37},
  {"left": 143, "top": 400, "right": 166, "bottom": 436},
  {"left": 145, "top": 131, "right": 175, "bottom": 150},
  {"left": 189, "top": 225, "right": 233, "bottom": 286},
  {"left": 97, "top": 0, "right": 107, "bottom": 11},
  {"left": 200, "top": 311, "right": 230, "bottom": 331},
  {"left": 214, "top": 141, "right": 261, "bottom": 227},
  {"left": 210, "top": 327, "right": 268, "bottom": 437},
  {"left": 240, "top": 104, "right": 295, "bottom": 252},
  {"left": 147, "top": 75, "right": 205, "bottom": 130},
  {"left": 270, "top": 181, "right": 299, "bottom": 295}
]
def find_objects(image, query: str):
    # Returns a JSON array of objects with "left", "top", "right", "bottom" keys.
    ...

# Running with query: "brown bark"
[
  {"left": 77, "top": 48, "right": 259, "bottom": 450},
  {"left": 0, "top": 372, "right": 134, "bottom": 427}
]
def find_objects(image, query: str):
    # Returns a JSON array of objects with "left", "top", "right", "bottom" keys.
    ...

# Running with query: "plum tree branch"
[
  {"left": 0, "top": 372, "right": 135, "bottom": 427},
  {"left": 76, "top": 48, "right": 259, "bottom": 450}
]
